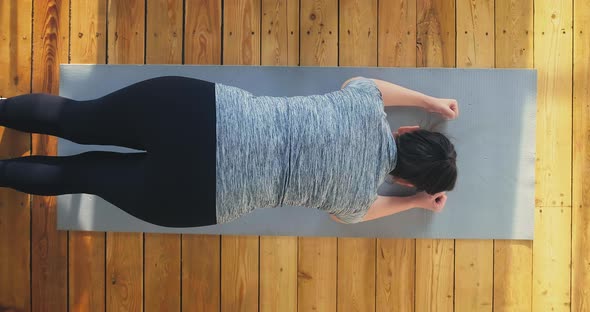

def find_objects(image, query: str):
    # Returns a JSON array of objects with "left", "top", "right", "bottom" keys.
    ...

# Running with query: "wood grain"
[
  {"left": 454, "top": 241, "right": 494, "bottom": 312},
  {"left": 70, "top": 0, "right": 107, "bottom": 64},
  {"left": 495, "top": 0, "right": 534, "bottom": 68},
  {"left": 454, "top": 1, "right": 494, "bottom": 311},
  {"left": 262, "top": 0, "right": 300, "bottom": 66},
  {"left": 532, "top": 0, "right": 573, "bottom": 310},
  {"left": 107, "top": 0, "right": 145, "bottom": 64},
  {"left": 339, "top": 0, "right": 377, "bottom": 66},
  {"left": 259, "top": 3, "right": 298, "bottom": 311},
  {"left": 185, "top": 0, "right": 222, "bottom": 64},
  {"left": 145, "top": 1, "right": 183, "bottom": 311},
  {"left": 297, "top": 1, "right": 339, "bottom": 311},
  {"left": 416, "top": 0, "right": 455, "bottom": 67},
  {"left": 376, "top": 2, "right": 416, "bottom": 311},
  {"left": 493, "top": 1, "right": 533, "bottom": 311},
  {"left": 415, "top": 2, "right": 455, "bottom": 311},
  {"left": 106, "top": 1, "right": 145, "bottom": 311},
  {"left": 415, "top": 239, "right": 454, "bottom": 312},
  {"left": 68, "top": 2, "right": 107, "bottom": 311},
  {"left": 223, "top": 0, "right": 261, "bottom": 65},
  {"left": 182, "top": 2, "right": 223, "bottom": 312},
  {"left": 300, "top": 0, "right": 338, "bottom": 66},
  {"left": 456, "top": 0, "right": 494, "bottom": 67},
  {"left": 298, "top": 237, "right": 337, "bottom": 312},
  {"left": 336, "top": 2, "right": 378, "bottom": 311},
  {"left": 144, "top": 234, "right": 181, "bottom": 312},
  {"left": 221, "top": 235, "right": 259, "bottom": 312},
  {"left": 378, "top": 0, "right": 417, "bottom": 67},
  {"left": 220, "top": 2, "right": 261, "bottom": 311},
  {"left": 106, "top": 232, "right": 143, "bottom": 312},
  {"left": 260, "top": 236, "right": 297, "bottom": 312},
  {"left": 337, "top": 238, "right": 376, "bottom": 312},
  {"left": 533, "top": 0, "right": 572, "bottom": 208},
  {"left": 182, "top": 235, "right": 221, "bottom": 312},
  {"left": 532, "top": 207, "right": 572, "bottom": 311},
  {"left": 376, "top": 239, "right": 415, "bottom": 312},
  {"left": 31, "top": 0, "right": 70, "bottom": 310},
  {"left": 573, "top": 1, "right": 590, "bottom": 310},
  {"left": 0, "top": 1, "right": 32, "bottom": 311},
  {"left": 147, "top": 0, "right": 183, "bottom": 64}
]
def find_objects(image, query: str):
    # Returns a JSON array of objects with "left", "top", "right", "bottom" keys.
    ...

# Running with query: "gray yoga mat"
[{"left": 57, "top": 65, "right": 536, "bottom": 239}]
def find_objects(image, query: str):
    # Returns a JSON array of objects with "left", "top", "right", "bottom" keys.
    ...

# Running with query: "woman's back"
[{"left": 215, "top": 78, "right": 397, "bottom": 223}]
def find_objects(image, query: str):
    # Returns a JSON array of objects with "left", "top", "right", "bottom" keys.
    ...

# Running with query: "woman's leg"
[
  {"left": 0, "top": 94, "right": 147, "bottom": 150},
  {"left": 0, "top": 150, "right": 216, "bottom": 227}
]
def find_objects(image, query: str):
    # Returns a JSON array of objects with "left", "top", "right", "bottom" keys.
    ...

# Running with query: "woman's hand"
[
  {"left": 426, "top": 98, "right": 459, "bottom": 120},
  {"left": 412, "top": 191, "right": 448, "bottom": 212}
]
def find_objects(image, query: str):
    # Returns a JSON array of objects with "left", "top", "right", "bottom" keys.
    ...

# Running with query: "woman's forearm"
[
  {"left": 371, "top": 79, "right": 435, "bottom": 109},
  {"left": 362, "top": 195, "right": 417, "bottom": 222}
]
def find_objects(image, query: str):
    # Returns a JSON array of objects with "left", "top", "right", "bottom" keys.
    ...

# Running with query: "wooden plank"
[
  {"left": 70, "top": 0, "right": 107, "bottom": 63},
  {"left": 182, "top": 1, "right": 223, "bottom": 311},
  {"left": 493, "top": 1, "right": 533, "bottom": 311},
  {"left": 337, "top": 1, "right": 377, "bottom": 311},
  {"left": 300, "top": 0, "right": 338, "bottom": 66},
  {"left": 376, "top": 2, "right": 416, "bottom": 311},
  {"left": 31, "top": 0, "right": 70, "bottom": 310},
  {"left": 298, "top": 237, "right": 337, "bottom": 312},
  {"left": 262, "top": 0, "right": 299, "bottom": 66},
  {"left": 415, "top": 239, "right": 454, "bottom": 312},
  {"left": 337, "top": 239, "right": 376, "bottom": 312},
  {"left": 221, "top": 235, "right": 259, "bottom": 312},
  {"left": 454, "top": 241, "right": 494, "bottom": 312},
  {"left": 532, "top": 0, "right": 573, "bottom": 310},
  {"left": 260, "top": 236, "right": 297, "bottom": 312},
  {"left": 415, "top": 1, "right": 455, "bottom": 311},
  {"left": 220, "top": 1, "right": 261, "bottom": 311},
  {"left": 144, "top": 234, "right": 181, "bottom": 312},
  {"left": 297, "top": 1, "right": 358, "bottom": 311},
  {"left": 534, "top": 0, "right": 573, "bottom": 208},
  {"left": 106, "top": 1, "right": 145, "bottom": 311},
  {"left": 182, "top": 235, "right": 221, "bottom": 312},
  {"left": 146, "top": 0, "right": 183, "bottom": 64},
  {"left": 493, "top": 241, "right": 532, "bottom": 311},
  {"left": 144, "top": 1, "right": 183, "bottom": 311},
  {"left": 68, "top": 2, "right": 107, "bottom": 311},
  {"left": 456, "top": 0, "right": 494, "bottom": 68},
  {"left": 454, "top": 1, "right": 494, "bottom": 311},
  {"left": 416, "top": 0, "right": 455, "bottom": 67},
  {"left": 495, "top": 0, "right": 533, "bottom": 68},
  {"left": 378, "top": 0, "right": 416, "bottom": 67},
  {"left": 223, "top": 0, "right": 261, "bottom": 65},
  {"left": 106, "top": 233, "right": 143, "bottom": 312},
  {"left": 573, "top": 1, "right": 590, "bottom": 310},
  {"left": 339, "top": 0, "right": 377, "bottom": 66},
  {"left": 259, "top": 2, "right": 298, "bottom": 311},
  {"left": 533, "top": 207, "right": 572, "bottom": 311},
  {"left": 185, "top": 0, "right": 222, "bottom": 64},
  {"left": 0, "top": 1, "right": 32, "bottom": 311},
  {"left": 376, "top": 240, "right": 415, "bottom": 312},
  {"left": 107, "top": 0, "right": 145, "bottom": 64}
]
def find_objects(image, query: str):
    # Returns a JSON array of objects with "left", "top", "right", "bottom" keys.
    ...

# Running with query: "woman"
[{"left": 0, "top": 75, "right": 458, "bottom": 227}]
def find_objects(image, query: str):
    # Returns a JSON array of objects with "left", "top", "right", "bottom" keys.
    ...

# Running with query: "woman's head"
[{"left": 390, "top": 129, "right": 457, "bottom": 195}]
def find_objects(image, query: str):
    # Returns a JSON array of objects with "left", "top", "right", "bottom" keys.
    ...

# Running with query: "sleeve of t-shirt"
[
  {"left": 333, "top": 209, "right": 368, "bottom": 224},
  {"left": 342, "top": 77, "right": 384, "bottom": 101}
]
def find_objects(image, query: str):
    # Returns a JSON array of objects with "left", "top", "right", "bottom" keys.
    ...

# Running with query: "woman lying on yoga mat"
[{"left": 0, "top": 76, "right": 458, "bottom": 227}]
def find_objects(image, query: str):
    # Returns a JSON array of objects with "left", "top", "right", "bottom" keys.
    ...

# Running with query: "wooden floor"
[{"left": 0, "top": 0, "right": 588, "bottom": 311}]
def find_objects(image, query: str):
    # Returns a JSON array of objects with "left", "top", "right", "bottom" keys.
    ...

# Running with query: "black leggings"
[{"left": 0, "top": 76, "right": 217, "bottom": 227}]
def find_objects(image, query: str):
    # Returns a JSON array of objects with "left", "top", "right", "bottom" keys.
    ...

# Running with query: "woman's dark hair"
[{"left": 391, "top": 129, "right": 457, "bottom": 194}]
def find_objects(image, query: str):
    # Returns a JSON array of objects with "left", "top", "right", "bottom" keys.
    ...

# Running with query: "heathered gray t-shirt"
[{"left": 215, "top": 78, "right": 397, "bottom": 224}]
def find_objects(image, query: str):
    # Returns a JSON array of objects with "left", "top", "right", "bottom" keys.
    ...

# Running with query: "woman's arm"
[
  {"left": 342, "top": 77, "right": 459, "bottom": 119},
  {"left": 353, "top": 192, "right": 447, "bottom": 223}
]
